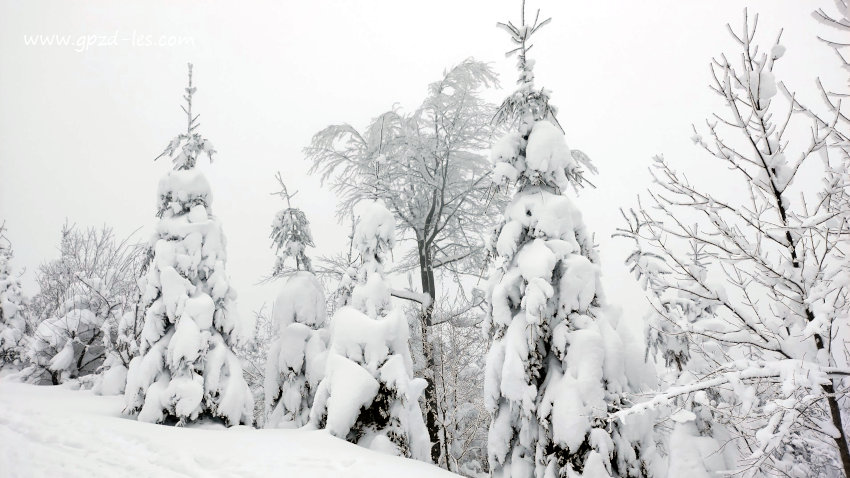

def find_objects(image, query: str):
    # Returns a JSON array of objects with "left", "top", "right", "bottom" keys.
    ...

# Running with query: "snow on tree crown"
[
  {"left": 155, "top": 63, "right": 216, "bottom": 172},
  {"left": 353, "top": 200, "right": 395, "bottom": 265},
  {"left": 493, "top": 0, "right": 554, "bottom": 127},
  {"left": 491, "top": 1, "right": 596, "bottom": 194},
  {"left": 154, "top": 64, "right": 217, "bottom": 217}
]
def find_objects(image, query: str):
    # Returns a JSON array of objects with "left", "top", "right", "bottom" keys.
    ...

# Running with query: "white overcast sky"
[{"left": 0, "top": 1, "right": 843, "bottom": 325}]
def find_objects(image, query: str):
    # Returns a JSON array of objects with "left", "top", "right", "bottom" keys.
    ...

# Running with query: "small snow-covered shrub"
[
  {"left": 264, "top": 272, "right": 329, "bottom": 428},
  {"left": 263, "top": 175, "right": 330, "bottom": 428},
  {"left": 310, "top": 200, "right": 430, "bottom": 461},
  {"left": 21, "top": 224, "right": 143, "bottom": 386}
]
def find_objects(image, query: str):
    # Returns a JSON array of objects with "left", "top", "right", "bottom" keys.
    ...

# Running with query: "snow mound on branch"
[
  {"left": 353, "top": 200, "right": 396, "bottom": 256},
  {"left": 491, "top": 131, "right": 523, "bottom": 185},
  {"left": 526, "top": 121, "right": 574, "bottom": 176},
  {"left": 491, "top": 120, "right": 579, "bottom": 192},
  {"left": 273, "top": 273, "right": 328, "bottom": 331},
  {"left": 312, "top": 306, "right": 430, "bottom": 461},
  {"left": 25, "top": 305, "right": 104, "bottom": 383},
  {"left": 319, "top": 352, "right": 381, "bottom": 437},
  {"left": 157, "top": 169, "right": 212, "bottom": 212},
  {"left": 330, "top": 307, "right": 405, "bottom": 371}
]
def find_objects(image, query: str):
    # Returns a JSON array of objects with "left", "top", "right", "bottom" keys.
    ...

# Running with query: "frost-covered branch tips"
[
  {"left": 813, "top": 0, "right": 850, "bottom": 71},
  {"left": 155, "top": 63, "right": 216, "bottom": 170}
]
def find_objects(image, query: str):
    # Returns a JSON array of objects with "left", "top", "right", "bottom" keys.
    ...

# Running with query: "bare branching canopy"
[{"left": 617, "top": 9, "right": 850, "bottom": 476}]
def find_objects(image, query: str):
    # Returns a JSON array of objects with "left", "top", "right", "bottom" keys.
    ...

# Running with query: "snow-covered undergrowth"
[{"left": 0, "top": 377, "right": 460, "bottom": 478}]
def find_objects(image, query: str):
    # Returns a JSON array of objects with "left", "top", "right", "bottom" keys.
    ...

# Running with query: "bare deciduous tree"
[
  {"left": 307, "top": 58, "right": 502, "bottom": 463},
  {"left": 617, "top": 10, "right": 850, "bottom": 477}
]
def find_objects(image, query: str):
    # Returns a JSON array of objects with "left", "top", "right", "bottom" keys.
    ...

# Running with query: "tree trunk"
[
  {"left": 824, "top": 381, "right": 850, "bottom": 476},
  {"left": 808, "top": 308, "right": 850, "bottom": 477},
  {"left": 417, "top": 241, "right": 442, "bottom": 464}
]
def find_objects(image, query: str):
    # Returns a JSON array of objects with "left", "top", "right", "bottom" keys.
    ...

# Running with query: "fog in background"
[{"left": 0, "top": 1, "right": 841, "bottom": 329}]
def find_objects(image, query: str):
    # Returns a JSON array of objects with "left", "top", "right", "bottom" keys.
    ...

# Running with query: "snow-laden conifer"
[
  {"left": 484, "top": 3, "right": 658, "bottom": 477},
  {"left": 0, "top": 225, "right": 26, "bottom": 366},
  {"left": 264, "top": 174, "right": 329, "bottom": 428},
  {"left": 123, "top": 64, "right": 252, "bottom": 426},
  {"left": 310, "top": 200, "right": 430, "bottom": 460}
]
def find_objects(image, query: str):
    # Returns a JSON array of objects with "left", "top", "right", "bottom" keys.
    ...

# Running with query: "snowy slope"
[{"left": 0, "top": 378, "right": 460, "bottom": 478}]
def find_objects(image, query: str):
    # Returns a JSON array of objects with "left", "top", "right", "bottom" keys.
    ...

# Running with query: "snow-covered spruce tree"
[
  {"left": 269, "top": 172, "right": 315, "bottom": 276},
  {"left": 123, "top": 64, "right": 252, "bottom": 426},
  {"left": 484, "top": 4, "right": 657, "bottom": 477},
  {"left": 0, "top": 225, "right": 26, "bottom": 366},
  {"left": 616, "top": 11, "right": 850, "bottom": 477},
  {"left": 264, "top": 174, "right": 330, "bottom": 428},
  {"left": 309, "top": 200, "right": 430, "bottom": 460}
]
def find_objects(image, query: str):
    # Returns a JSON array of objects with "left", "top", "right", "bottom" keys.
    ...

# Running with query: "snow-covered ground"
[{"left": 0, "top": 378, "right": 460, "bottom": 478}]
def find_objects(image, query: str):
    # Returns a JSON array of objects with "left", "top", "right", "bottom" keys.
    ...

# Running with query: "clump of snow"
[
  {"left": 352, "top": 200, "right": 396, "bottom": 261},
  {"left": 491, "top": 131, "right": 523, "bottom": 186},
  {"left": 525, "top": 120, "right": 576, "bottom": 191},
  {"left": 156, "top": 169, "right": 212, "bottom": 217},
  {"left": 317, "top": 349, "right": 380, "bottom": 436}
]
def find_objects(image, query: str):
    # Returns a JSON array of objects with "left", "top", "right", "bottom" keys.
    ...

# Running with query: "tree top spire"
[
  {"left": 496, "top": 0, "right": 551, "bottom": 91},
  {"left": 155, "top": 62, "right": 216, "bottom": 170}
]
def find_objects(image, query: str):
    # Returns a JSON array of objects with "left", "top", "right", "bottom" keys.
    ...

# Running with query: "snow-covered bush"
[
  {"left": 0, "top": 227, "right": 26, "bottom": 366},
  {"left": 26, "top": 293, "right": 105, "bottom": 385},
  {"left": 21, "top": 224, "right": 142, "bottom": 386},
  {"left": 310, "top": 200, "right": 430, "bottom": 460},
  {"left": 264, "top": 180, "right": 330, "bottom": 428},
  {"left": 123, "top": 64, "right": 252, "bottom": 426},
  {"left": 484, "top": 5, "right": 658, "bottom": 477}
]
